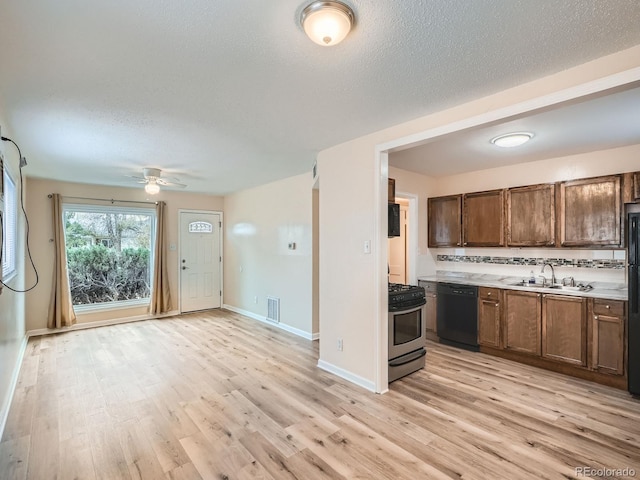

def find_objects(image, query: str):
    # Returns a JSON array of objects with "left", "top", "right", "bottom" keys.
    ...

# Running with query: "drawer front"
[
  {"left": 479, "top": 287, "right": 500, "bottom": 300},
  {"left": 593, "top": 299, "right": 625, "bottom": 317}
]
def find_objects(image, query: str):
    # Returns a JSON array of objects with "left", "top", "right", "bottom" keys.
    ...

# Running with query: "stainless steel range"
[{"left": 388, "top": 283, "right": 427, "bottom": 382}]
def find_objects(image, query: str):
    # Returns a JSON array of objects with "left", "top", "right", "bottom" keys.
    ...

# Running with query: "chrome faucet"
[{"left": 541, "top": 263, "right": 556, "bottom": 285}]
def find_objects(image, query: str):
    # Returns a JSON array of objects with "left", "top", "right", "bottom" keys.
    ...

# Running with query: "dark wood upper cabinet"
[
  {"left": 634, "top": 172, "right": 640, "bottom": 201},
  {"left": 506, "top": 184, "right": 555, "bottom": 247},
  {"left": 559, "top": 175, "right": 621, "bottom": 247},
  {"left": 463, "top": 190, "right": 504, "bottom": 247},
  {"left": 428, "top": 195, "right": 462, "bottom": 247}
]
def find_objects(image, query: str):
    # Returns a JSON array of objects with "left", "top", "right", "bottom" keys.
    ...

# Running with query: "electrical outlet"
[{"left": 337, "top": 338, "right": 343, "bottom": 351}]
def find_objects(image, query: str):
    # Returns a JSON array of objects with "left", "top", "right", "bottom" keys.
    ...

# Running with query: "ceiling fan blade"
[
  {"left": 125, "top": 175, "right": 147, "bottom": 181},
  {"left": 157, "top": 179, "right": 187, "bottom": 188}
]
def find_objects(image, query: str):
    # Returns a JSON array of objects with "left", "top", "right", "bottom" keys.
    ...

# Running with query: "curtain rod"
[{"left": 48, "top": 194, "right": 158, "bottom": 205}]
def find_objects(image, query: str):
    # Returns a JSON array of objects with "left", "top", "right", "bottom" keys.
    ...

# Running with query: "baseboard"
[
  {"left": 26, "top": 309, "right": 181, "bottom": 338},
  {"left": 317, "top": 359, "right": 376, "bottom": 393},
  {"left": 223, "top": 304, "right": 316, "bottom": 341},
  {"left": 0, "top": 334, "right": 29, "bottom": 441}
]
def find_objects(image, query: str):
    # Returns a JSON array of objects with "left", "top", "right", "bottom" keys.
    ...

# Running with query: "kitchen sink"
[
  {"left": 508, "top": 281, "right": 551, "bottom": 288},
  {"left": 507, "top": 281, "right": 593, "bottom": 292}
]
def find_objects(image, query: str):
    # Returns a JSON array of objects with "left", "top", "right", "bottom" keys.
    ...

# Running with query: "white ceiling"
[{"left": 1, "top": 1, "right": 640, "bottom": 195}]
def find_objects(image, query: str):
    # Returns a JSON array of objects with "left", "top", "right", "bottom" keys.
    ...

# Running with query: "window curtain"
[
  {"left": 47, "top": 193, "right": 76, "bottom": 328},
  {"left": 150, "top": 201, "right": 172, "bottom": 314}
]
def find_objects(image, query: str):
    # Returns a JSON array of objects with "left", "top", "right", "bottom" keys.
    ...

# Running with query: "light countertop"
[{"left": 417, "top": 272, "right": 627, "bottom": 301}]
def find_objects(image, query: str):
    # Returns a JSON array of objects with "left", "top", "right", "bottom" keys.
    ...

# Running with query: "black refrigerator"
[{"left": 629, "top": 213, "right": 640, "bottom": 396}]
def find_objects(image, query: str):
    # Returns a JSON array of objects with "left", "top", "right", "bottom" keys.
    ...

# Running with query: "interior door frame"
[
  {"left": 394, "top": 193, "right": 418, "bottom": 285},
  {"left": 178, "top": 209, "right": 224, "bottom": 313}
]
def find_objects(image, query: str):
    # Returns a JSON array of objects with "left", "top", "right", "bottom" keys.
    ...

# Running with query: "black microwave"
[{"left": 388, "top": 203, "right": 400, "bottom": 237}]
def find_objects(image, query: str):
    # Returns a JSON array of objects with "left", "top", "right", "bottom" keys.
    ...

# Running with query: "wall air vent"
[{"left": 266, "top": 296, "right": 280, "bottom": 323}]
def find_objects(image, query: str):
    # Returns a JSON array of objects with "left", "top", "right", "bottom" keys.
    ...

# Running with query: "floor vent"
[{"left": 267, "top": 296, "right": 280, "bottom": 323}]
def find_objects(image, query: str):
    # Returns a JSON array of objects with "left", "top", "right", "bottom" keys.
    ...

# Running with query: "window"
[
  {"left": 63, "top": 204, "right": 156, "bottom": 308},
  {"left": 2, "top": 168, "right": 17, "bottom": 280}
]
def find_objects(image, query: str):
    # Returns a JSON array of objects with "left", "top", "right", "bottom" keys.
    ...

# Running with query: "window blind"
[{"left": 2, "top": 171, "right": 17, "bottom": 279}]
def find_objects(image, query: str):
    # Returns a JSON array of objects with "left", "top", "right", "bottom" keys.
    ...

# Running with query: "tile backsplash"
[
  {"left": 431, "top": 248, "right": 627, "bottom": 284},
  {"left": 436, "top": 254, "right": 624, "bottom": 269}
]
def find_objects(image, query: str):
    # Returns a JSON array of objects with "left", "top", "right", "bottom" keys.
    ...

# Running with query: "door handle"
[{"left": 182, "top": 266, "right": 189, "bottom": 270}]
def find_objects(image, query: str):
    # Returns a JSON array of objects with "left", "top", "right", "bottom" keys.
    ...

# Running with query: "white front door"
[{"left": 179, "top": 211, "right": 222, "bottom": 313}]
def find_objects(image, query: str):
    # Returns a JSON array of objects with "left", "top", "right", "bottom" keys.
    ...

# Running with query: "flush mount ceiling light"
[
  {"left": 490, "top": 132, "right": 534, "bottom": 148},
  {"left": 144, "top": 180, "right": 160, "bottom": 195},
  {"left": 301, "top": 1, "right": 355, "bottom": 46}
]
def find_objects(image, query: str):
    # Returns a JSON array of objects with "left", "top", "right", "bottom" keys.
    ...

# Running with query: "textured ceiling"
[{"left": 1, "top": 1, "right": 640, "bottom": 194}]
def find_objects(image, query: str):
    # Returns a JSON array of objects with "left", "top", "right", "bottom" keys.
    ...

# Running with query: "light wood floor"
[{"left": 2, "top": 309, "right": 640, "bottom": 479}]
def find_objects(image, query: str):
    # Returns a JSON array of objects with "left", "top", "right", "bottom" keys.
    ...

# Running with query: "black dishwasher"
[{"left": 436, "top": 283, "right": 479, "bottom": 351}]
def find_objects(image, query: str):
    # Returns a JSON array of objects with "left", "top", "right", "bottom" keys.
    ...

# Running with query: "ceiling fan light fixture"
[
  {"left": 301, "top": 1, "right": 354, "bottom": 46},
  {"left": 490, "top": 132, "right": 534, "bottom": 148},
  {"left": 145, "top": 181, "right": 160, "bottom": 195}
]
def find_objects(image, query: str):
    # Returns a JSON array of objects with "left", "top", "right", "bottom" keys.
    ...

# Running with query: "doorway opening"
[
  {"left": 387, "top": 193, "right": 418, "bottom": 286},
  {"left": 388, "top": 198, "right": 408, "bottom": 284}
]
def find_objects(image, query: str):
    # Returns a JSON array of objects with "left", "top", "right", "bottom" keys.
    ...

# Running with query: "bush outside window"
[{"left": 63, "top": 205, "right": 155, "bottom": 307}]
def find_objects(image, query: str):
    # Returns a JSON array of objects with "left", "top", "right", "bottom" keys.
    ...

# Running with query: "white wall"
[
  {"left": 318, "top": 138, "right": 381, "bottom": 390},
  {"left": 223, "top": 173, "right": 314, "bottom": 338},
  {"left": 431, "top": 143, "right": 640, "bottom": 196},
  {"left": 25, "top": 178, "right": 224, "bottom": 332},
  {"left": 0, "top": 109, "right": 27, "bottom": 435},
  {"left": 317, "top": 45, "right": 640, "bottom": 392},
  {"left": 389, "top": 166, "right": 437, "bottom": 278}
]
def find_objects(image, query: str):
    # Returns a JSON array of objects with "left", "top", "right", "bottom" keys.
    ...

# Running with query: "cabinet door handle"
[
  {"left": 605, "top": 305, "right": 610, "bottom": 309},
  {"left": 594, "top": 315, "right": 599, "bottom": 320},
  {"left": 493, "top": 302, "right": 499, "bottom": 307}
]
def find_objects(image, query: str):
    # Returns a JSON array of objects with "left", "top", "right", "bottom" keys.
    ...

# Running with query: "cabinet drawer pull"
[
  {"left": 493, "top": 302, "right": 499, "bottom": 307},
  {"left": 487, "top": 292, "right": 492, "bottom": 296},
  {"left": 594, "top": 315, "right": 599, "bottom": 320},
  {"left": 605, "top": 305, "right": 610, "bottom": 309}
]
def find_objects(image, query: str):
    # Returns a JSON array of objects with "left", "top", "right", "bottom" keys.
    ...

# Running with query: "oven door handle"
[{"left": 389, "top": 348, "right": 426, "bottom": 367}]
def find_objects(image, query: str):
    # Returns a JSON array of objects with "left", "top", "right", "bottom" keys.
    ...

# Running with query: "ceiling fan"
[{"left": 127, "top": 167, "right": 187, "bottom": 194}]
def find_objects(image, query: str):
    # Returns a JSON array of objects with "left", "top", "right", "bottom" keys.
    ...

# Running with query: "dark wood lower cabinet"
[
  {"left": 478, "top": 287, "right": 501, "bottom": 348},
  {"left": 504, "top": 290, "right": 541, "bottom": 356},
  {"left": 590, "top": 299, "right": 626, "bottom": 375},
  {"left": 542, "top": 295, "right": 587, "bottom": 366},
  {"left": 479, "top": 289, "right": 627, "bottom": 390}
]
